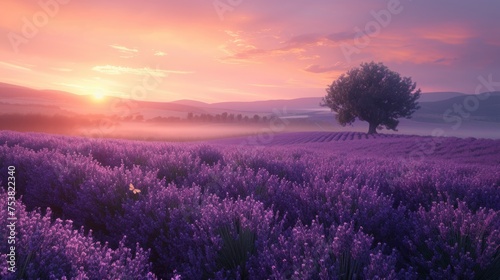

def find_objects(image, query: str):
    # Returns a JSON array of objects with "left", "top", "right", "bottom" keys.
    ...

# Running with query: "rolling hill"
[{"left": 414, "top": 92, "right": 500, "bottom": 122}]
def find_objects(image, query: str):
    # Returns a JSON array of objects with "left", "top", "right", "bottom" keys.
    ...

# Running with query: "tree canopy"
[{"left": 322, "top": 62, "right": 421, "bottom": 134}]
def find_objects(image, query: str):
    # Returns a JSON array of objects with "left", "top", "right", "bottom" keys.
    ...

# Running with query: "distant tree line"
[
  {"left": 0, "top": 113, "right": 113, "bottom": 134},
  {"left": 146, "top": 112, "right": 271, "bottom": 123}
]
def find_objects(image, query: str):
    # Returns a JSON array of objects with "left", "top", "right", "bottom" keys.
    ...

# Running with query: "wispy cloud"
[
  {"left": 222, "top": 33, "right": 331, "bottom": 61},
  {"left": 414, "top": 25, "right": 473, "bottom": 45},
  {"left": 249, "top": 83, "right": 288, "bottom": 88},
  {"left": 0, "top": 61, "right": 32, "bottom": 72},
  {"left": 223, "top": 44, "right": 304, "bottom": 61},
  {"left": 110, "top": 45, "right": 138, "bottom": 53},
  {"left": 304, "top": 64, "right": 342, "bottom": 74},
  {"left": 154, "top": 51, "right": 167, "bottom": 57},
  {"left": 326, "top": 31, "right": 356, "bottom": 42},
  {"left": 52, "top": 82, "right": 90, "bottom": 90},
  {"left": 92, "top": 65, "right": 193, "bottom": 77},
  {"left": 432, "top": 57, "right": 457, "bottom": 65},
  {"left": 110, "top": 45, "right": 139, "bottom": 58},
  {"left": 284, "top": 33, "right": 324, "bottom": 47}
]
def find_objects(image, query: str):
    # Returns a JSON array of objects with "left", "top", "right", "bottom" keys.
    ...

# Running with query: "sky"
[{"left": 0, "top": 0, "right": 499, "bottom": 102}]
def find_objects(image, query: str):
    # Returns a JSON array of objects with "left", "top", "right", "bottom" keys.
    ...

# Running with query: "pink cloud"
[{"left": 0, "top": 0, "right": 499, "bottom": 102}]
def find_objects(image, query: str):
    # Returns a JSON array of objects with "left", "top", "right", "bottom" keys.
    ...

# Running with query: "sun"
[{"left": 92, "top": 89, "right": 106, "bottom": 101}]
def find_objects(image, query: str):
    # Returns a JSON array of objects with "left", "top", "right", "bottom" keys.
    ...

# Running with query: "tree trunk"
[{"left": 368, "top": 122, "right": 378, "bottom": 134}]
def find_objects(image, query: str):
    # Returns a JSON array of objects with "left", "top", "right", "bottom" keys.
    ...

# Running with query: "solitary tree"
[{"left": 322, "top": 62, "right": 421, "bottom": 134}]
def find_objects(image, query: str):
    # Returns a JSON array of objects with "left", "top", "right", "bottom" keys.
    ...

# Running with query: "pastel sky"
[{"left": 1, "top": 0, "right": 499, "bottom": 102}]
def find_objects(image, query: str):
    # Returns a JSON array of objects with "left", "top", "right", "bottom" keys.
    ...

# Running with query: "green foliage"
[
  {"left": 322, "top": 62, "right": 421, "bottom": 133},
  {"left": 216, "top": 218, "right": 256, "bottom": 279}
]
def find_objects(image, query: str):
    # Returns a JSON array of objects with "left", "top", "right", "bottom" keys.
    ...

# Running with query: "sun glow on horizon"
[{"left": 92, "top": 89, "right": 106, "bottom": 102}]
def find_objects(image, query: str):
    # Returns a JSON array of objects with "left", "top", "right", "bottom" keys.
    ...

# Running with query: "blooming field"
[{"left": 0, "top": 130, "right": 499, "bottom": 279}]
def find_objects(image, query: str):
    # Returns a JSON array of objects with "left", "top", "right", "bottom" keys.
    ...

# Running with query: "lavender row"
[{"left": 0, "top": 190, "right": 155, "bottom": 279}]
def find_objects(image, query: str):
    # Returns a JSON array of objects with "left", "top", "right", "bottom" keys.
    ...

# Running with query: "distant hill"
[
  {"left": 206, "top": 97, "right": 323, "bottom": 112},
  {"left": 415, "top": 92, "right": 500, "bottom": 122},
  {"left": 170, "top": 99, "right": 209, "bottom": 107},
  {"left": 171, "top": 97, "right": 323, "bottom": 112},
  {"left": 418, "top": 92, "right": 465, "bottom": 102},
  {"left": 0, "top": 82, "right": 81, "bottom": 103},
  {"left": 175, "top": 93, "right": 468, "bottom": 112}
]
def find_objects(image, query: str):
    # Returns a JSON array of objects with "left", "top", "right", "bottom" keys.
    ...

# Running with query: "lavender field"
[{"left": 1, "top": 130, "right": 499, "bottom": 279}]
